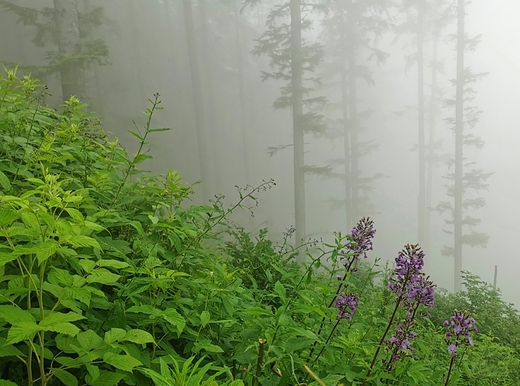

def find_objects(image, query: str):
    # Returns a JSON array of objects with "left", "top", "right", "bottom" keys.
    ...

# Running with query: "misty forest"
[{"left": 0, "top": 0, "right": 519, "bottom": 385}]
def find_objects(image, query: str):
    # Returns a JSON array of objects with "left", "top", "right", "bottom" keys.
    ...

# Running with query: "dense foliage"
[{"left": 0, "top": 71, "right": 518, "bottom": 386}]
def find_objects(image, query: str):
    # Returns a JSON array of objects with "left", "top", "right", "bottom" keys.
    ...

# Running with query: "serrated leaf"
[
  {"left": 79, "top": 259, "right": 96, "bottom": 273},
  {"left": 103, "top": 352, "right": 142, "bottom": 372},
  {"left": 0, "top": 305, "right": 36, "bottom": 325},
  {"left": 64, "top": 208, "right": 84, "bottom": 222},
  {"left": 86, "top": 269, "right": 120, "bottom": 284},
  {"left": 0, "top": 251, "right": 18, "bottom": 267},
  {"left": 244, "top": 307, "right": 271, "bottom": 316},
  {"left": 0, "top": 208, "right": 18, "bottom": 225},
  {"left": 200, "top": 311, "right": 210, "bottom": 327},
  {"left": 161, "top": 309, "right": 186, "bottom": 334},
  {"left": 97, "top": 259, "right": 129, "bottom": 269},
  {"left": 87, "top": 371, "right": 125, "bottom": 386},
  {"left": 104, "top": 328, "right": 127, "bottom": 344},
  {"left": 194, "top": 341, "right": 224, "bottom": 353},
  {"left": 42, "top": 322, "right": 80, "bottom": 336},
  {"left": 77, "top": 330, "right": 104, "bottom": 351},
  {"left": 40, "top": 312, "right": 84, "bottom": 327},
  {"left": 53, "top": 369, "right": 78, "bottom": 386},
  {"left": 36, "top": 239, "right": 60, "bottom": 264},
  {"left": 84, "top": 221, "right": 105, "bottom": 232},
  {"left": 0, "top": 170, "right": 11, "bottom": 191},
  {"left": 123, "top": 329, "right": 154, "bottom": 344},
  {"left": 6, "top": 322, "right": 41, "bottom": 344},
  {"left": 67, "top": 235, "right": 101, "bottom": 249}
]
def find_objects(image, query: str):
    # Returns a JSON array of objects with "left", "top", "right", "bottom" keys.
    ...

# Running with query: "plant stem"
[
  {"left": 313, "top": 318, "right": 341, "bottom": 362},
  {"left": 444, "top": 355, "right": 456, "bottom": 386}
]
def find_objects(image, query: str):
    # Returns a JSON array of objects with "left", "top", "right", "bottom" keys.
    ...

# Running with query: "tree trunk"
[
  {"left": 234, "top": 0, "right": 250, "bottom": 183},
  {"left": 454, "top": 0, "right": 465, "bottom": 292},
  {"left": 346, "top": 8, "right": 359, "bottom": 223},
  {"left": 53, "top": 0, "right": 85, "bottom": 101},
  {"left": 182, "top": 0, "right": 211, "bottom": 202},
  {"left": 417, "top": 4, "right": 426, "bottom": 250},
  {"left": 339, "top": 3, "right": 352, "bottom": 231},
  {"left": 290, "top": 0, "right": 306, "bottom": 246},
  {"left": 426, "top": 29, "right": 439, "bottom": 256}
]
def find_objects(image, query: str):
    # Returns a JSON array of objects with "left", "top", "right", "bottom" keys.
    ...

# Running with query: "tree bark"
[{"left": 53, "top": 0, "right": 85, "bottom": 101}]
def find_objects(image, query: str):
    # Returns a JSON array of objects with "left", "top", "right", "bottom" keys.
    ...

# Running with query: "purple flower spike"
[
  {"left": 345, "top": 217, "right": 376, "bottom": 262},
  {"left": 335, "top": 292, "right": 360, "bottom": 321},
  {"left": 444, "top": 310, "right": 477, "bottom": 356}
]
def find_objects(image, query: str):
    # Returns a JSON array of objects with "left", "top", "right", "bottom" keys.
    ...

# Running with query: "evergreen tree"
[
  {"left": 252, "top": 0, "right": 327, "bottom": 245},
  {"left": 436, "top": 0, "right": 491, "bottom": 291},
  {"left": 321, "top": 0, "right": 392, "bottom": 229},
  {"left": 0, "top": 0, "right": 109, "bottom": 101}
]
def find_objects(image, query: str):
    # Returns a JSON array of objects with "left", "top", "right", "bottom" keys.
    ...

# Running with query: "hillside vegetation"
[{"left": 0, "top": 71, "right": 519, "bottom": 386}]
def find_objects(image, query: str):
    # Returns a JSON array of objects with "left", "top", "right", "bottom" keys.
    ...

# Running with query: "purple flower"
[
  {"left": 335, "top": 292, "right": 359, "bottom": 321},
  {"left": 341, "top": 218, "right": 376, "bottom": 270},
  {"left": 444, "top": 310, "right": 477, "bottom": 356}
]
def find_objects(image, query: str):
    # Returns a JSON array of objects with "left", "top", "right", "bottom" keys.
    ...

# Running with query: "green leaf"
[
  {"left": 123, "top": 329, "right": 154, "bottom": 345},
  {"left": 53, "top": 369, "right": 78, "bottom": 386},
  {"left": 0, "top": 338, "right": 25, "bottom": 357},
  {"left": 194, "top": 341, "right": 224, "bottom": 353},
  {"left": 36, "top": 239, "right": 60, "bottom": 264},
  {"left": 0, "top": 208, "right": 18, "bottom": 225},
  {"left": 87, "top": 370, "right": 125, "bottom": 386},
  {"left": 77, "top": 330, "right": 104, "bottom": 351},
  {"left": 41, "top": 322, "right": 80, "bottom": 337},
  {"left": 97, "top": 259, "right": 129, "bottom": 269},
  {"left": 0, "top": 251, "right": 18, "bottom": 267},
  {"left": 67, "top": 235, "right": 101, "bottom": 249},
  {"left": 104, "top": 328, "right": 127, "bottom": 344},
  {"left": 64, "top": 208, "right": 84, "bottom": 222},
  {"left": 0, "top": 170, "right": 11, "bottom": 191},
  {"left": 274, "top": 281, "right": 286, "bottom": 302},
  {"left": 200, "top": 310, "right": 210, "bottom": 327},
  {"left": 0, "top": 380, "right": 19, "bottom": 386},
  {"left": 161, "top": 309, "right": 186, "bottom": 335},
  {"left": 79, "top": 259, "right": 97, "bottom": 273},
  {"left": 40, "top": 312, "right": 84, "bottom": 327},
  {"left": 103, "top": 352, "right": 142, "bottom": 372},
  {"left": 244, "top": 307, "right": 271, "bottom": 316},
  {"left": 86, "top": 269, "right": 120, "bottom": 284},
  {"left": 6, "top": 322, "right": 41, "bottom": 344},
  {"left": 0, "top": 305, "right": 36, "bottom": 325}
]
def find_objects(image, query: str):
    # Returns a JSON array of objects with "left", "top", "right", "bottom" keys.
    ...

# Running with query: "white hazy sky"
[{"left": 458, "top": 1, "right": 520, "bottom": 304}]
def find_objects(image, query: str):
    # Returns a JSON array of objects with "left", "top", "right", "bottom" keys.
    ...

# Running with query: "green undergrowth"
[{"left": 0, "top": 70, "right": 519, "bottom": 386}]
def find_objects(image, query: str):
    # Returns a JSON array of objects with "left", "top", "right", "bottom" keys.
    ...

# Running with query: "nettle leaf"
[
  {"left": 66, "top": 235, "right": 102, "bottom": 249},
  {"left": 123, "top": 329, "right": 154, "bottom": 345},
  {"left": 104, "top": 328, "right": 127, "bottom": 344},
  {"left": 77, "top": 330, "right": 104, "bottom": 351},
  {"left": 87, "top": 370, "right": 125, "bottom": 386},
  {"left": 84, "top": 220, "right": 105, "bottom": 232},
  {"left": 0, "top": 251, "right": 18, "bottom": 267},
  {"left": 86, "top": 269, "right": 120, "bottom": 284},
  {"left": 103, "top": 352, "right": 142, "bottom": 372},
  {"left": 0, "top": 208, "right": 19, "bottom": 225},
  {"left": 79, "top": 259, "right": 97, "bottom": 273},
  {"left": 0, "top": 305, "right": 36, "bottom": 325},
  {"left": 7, "top": 322, "right": 41, "bottom": 345},
  {"left": 194, "top": 341, "right": 224, "bottom": 353},
  {"left": 53, "top": 369, "right": 78, "bottom": 386},
  {"left": 40, "top": 312, "right": 85, "bottom": 327},
  {"left": 36, "top": 239, "right": 60, "bottom": 264}
]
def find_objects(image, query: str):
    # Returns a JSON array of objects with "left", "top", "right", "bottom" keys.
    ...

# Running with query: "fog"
[{"left": 1, "top": 0, "right": 519, "bottom": 304}]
